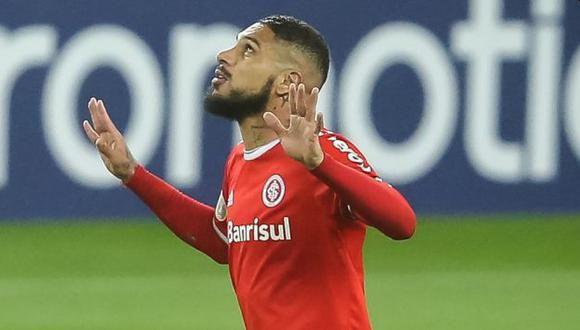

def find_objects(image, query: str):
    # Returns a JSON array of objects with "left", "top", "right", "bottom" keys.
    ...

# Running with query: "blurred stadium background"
[{"left": 1, "top": 0, "right": 579, "bottom": 329}]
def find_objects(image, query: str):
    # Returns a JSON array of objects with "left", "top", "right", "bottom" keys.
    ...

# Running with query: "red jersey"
[
  {"left": 126, "top": 130, "right": 415, "bottom": 330},
  {"left": 212, "top": 130, "right": 381, "bottom": 329}
]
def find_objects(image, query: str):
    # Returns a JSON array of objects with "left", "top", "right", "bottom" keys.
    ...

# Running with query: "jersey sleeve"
[
  {"left": 320, "top": 132, "right": 380, "bottom": 179},
  {"left": 125, "top": 165, "right": 229, "bottom": 264},
  {"left": 318, "top": 130, "right": 382, "bottom": 217},
  {"left": 315, "top": 130, "right": 416, "bottom": 239}
]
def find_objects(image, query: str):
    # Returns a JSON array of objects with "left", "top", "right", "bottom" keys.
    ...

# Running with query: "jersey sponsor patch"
[
  {"left": 227, "top": 217, "right": 292, "bottom": 243},
  {"left": 262, "top": 174, "right": 285, "bottom": 208},
  {"left": 327, "top": 136, "right": 373, "bottom": 174},
  {"left": 214, "top": 191, "right": 227, "bottom": 222}
]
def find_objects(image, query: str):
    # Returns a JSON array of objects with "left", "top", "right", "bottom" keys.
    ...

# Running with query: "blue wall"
[{"left": 0, "top": 0, "right": 579, "bottom": 218}]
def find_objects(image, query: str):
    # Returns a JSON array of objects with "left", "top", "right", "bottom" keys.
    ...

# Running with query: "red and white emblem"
[{"left": 262, "top": 174, "right": 285, "bottom": 208}]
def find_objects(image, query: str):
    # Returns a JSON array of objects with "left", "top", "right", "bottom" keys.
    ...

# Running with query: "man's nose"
[{"left": 217, "top": 47, "right": 235, "bottom": 66}]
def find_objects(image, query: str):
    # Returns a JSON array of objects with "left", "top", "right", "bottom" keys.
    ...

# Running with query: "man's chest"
[
  {"left": 227, "top": 161, "right": 300, "bottom": 223},
  {"left": 222, "top": 159, "right": 334, "bottom": 245}
]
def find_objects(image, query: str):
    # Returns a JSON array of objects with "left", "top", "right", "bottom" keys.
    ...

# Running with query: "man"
[{"left": 83, "top": 15, "right": 416, "bottom": 330}]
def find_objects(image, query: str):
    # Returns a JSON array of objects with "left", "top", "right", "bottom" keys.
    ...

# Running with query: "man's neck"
[
  {"left": 238, "top": 115, "right": 279, "bottom": 151},
  {"left": 238, "top": 95, "right": 288, "bottom": 150}
]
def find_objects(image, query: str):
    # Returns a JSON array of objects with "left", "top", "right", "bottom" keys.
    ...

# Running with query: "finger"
[
  {"left": 89, "top": 98, "right": 117, "bottom": 134},
  {"left": 83, "top": 120, "right": 100, "bottom": 144},
  {"left": 97, "top": 100, "right": 121, "bottom": 134},
  {"left": 305, "top": 87, "right": 319, "bottom": 122},
  {"left": 263, "top": 112, "right": 288, "bottom": 136},
  {"left": 315, "top": 112, "right": 324, "bottom": 135},
  {"left": 297, "top": 84, "right": 307, "bottom": 117},
  {"left": 289, "top": 83, "right": 297, "bottom": 115},
  {"left": 88, "top": 97, "right": 102, "bottom": 131}
]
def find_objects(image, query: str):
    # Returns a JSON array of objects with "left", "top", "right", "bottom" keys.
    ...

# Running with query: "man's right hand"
[{"left": 82, "top": 98, "right": 137, "bottom": 183}]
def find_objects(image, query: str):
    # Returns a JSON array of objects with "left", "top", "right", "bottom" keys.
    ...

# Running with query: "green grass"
[{"left": 1, "top": 215, "right": 579, "bottom": 329}]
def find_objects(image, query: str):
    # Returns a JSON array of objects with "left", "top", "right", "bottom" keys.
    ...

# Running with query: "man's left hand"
[{"left": 263, "top": 83, "right": 325, "bottom": 170}]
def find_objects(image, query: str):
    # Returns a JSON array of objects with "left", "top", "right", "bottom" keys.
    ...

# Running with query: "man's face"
[
  {"left": 211, "top": 23, "right": 279, "bottom": 98},
  {"left": 204, "top": 23, "right": 283, "bottom": 122}
]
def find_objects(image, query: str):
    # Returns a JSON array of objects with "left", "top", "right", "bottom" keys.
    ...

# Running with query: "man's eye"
[{"left": 244, "top": 45, "right": 254, "bottom": 54}]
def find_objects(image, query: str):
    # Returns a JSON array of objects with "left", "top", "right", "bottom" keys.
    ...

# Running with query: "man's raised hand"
[
  {"left": 263, "top": 83, "right": 325, "bottom": 170},
  {"left": 82, "top": 98, "right": 137, "bottom": 183}
]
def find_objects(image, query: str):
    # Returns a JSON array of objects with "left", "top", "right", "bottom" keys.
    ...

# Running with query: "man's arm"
[
  {"left": 310, "top": 152, "right": 416, "bottom": 240},
  {"left": 82, "top": 98, "right": 228, "bottom": 264},
  {"left": 125, "top": 166, "right": 228, "bottom": 263},
  {"left": 263, "top": 83, "right": 416, "bottom": 240}
]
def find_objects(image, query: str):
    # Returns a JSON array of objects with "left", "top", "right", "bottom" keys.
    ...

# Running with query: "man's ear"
[{"left": 275, "top": 71, "right": 302, "bottom": 96}]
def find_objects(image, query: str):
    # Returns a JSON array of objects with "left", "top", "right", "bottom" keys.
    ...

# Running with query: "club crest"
[{"left": 262, "top": 174, "right": 285, "bottom": 208}]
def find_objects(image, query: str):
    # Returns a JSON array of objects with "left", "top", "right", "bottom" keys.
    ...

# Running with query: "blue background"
[{"left": 0, "top": 0, "right": 578, "bottom": 219}]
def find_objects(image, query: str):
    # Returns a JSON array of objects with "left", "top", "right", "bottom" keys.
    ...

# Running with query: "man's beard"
[{"left": 204, "top": 78, "right": 274, "bottom": 123}]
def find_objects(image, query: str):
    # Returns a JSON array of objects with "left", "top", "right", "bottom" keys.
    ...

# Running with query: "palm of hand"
[
  {"left": 263, "top": 83, "right": 324, "bottom": 170},
  {"left": 82, "top": 98, "right": 137, "bottom": 182}
]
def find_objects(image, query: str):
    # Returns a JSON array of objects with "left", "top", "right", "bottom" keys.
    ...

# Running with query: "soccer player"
[{"left": 82, "top": 15, "right": 415, "bottom": 330}]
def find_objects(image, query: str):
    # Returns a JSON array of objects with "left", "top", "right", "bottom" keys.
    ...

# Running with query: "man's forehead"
[{"left": 236, "top": 23, "right": 274, "bottom": 42}]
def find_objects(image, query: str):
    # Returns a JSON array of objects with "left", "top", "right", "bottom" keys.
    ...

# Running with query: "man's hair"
[{"left": 257, "top": 15, "right": 330, "bottom": 87}]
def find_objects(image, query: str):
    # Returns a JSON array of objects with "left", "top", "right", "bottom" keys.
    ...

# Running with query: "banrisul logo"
[
  {"left": 262, "top": 174, "right": 285, "bottom": 208},
  {"left": 227, "top": 217, "right": 292, "bottom": 243}
]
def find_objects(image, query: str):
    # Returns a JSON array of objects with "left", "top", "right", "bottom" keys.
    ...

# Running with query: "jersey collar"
[{"left": 243, "top": 139, "right": 280, "bottom": 161}]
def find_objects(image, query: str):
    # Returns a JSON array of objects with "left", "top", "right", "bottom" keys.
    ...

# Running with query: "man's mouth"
[{"left": 212, "top": 67, "right": 230, "bottom": 87}]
